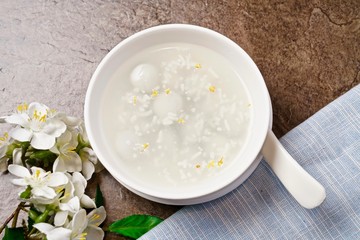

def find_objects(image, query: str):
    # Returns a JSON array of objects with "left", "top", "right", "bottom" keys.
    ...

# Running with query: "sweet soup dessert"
[{"left": 102, "top": 43, "right": 252, "bottom": 188}]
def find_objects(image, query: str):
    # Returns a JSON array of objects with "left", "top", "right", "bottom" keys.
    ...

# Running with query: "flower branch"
[{"left": 1, "top": 102, "right": 162, "bottom": 240}]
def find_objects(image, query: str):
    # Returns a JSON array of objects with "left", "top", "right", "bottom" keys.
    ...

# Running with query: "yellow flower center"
[
  {"left": 0, "top": 132, "right": 8, "bottom": 144},
  {"left": 90, "top": 213, "right": 100, "bottom": 221},
  {"left": 16, "top": 103, "right": 28, "bottom": 112},
  {"left": 77, "top": 232, "right": 87, "bottom": 240},
  {"left": 33, "top": 110, "right": 47, "bottom": 122},
  {"left": 35, "top": 169, "right": 41, "bottom": 179}
]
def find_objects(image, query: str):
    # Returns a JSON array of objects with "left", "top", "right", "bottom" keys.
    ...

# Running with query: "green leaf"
[
  {"left": 108, "top": 214, "right": 163, "bottom": 239},
  {"left": 20, "top": 186, "right": 32, "bottom": 199},
  {"left": 3, "top": 227, "right": 25, "bottom": 240},
  {"left": 27, "top": 215, "right": 35, "bottom": 232},
  {"left": 95, "top": 184, "right": 104, "bottom": 208}
]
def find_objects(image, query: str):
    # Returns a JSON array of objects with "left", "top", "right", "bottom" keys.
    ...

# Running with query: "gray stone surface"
[{"left": 0, "top": 0, "right": 359, "bottom": 239}]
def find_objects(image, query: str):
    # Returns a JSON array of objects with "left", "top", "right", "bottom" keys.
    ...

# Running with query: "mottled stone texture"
[{"left": 0, "top": 0, "right": 359, "bottom": 239}]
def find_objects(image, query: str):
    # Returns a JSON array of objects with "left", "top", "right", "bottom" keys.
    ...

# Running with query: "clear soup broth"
[{"left": 102, "top": 42, "right": 252, "bottom": 188}]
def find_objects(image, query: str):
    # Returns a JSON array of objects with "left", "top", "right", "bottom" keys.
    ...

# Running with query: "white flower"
[
  {"left": 12, "top": 147, "right": 23, "bottom": 165},
  {"left": 54, "top": 196, "right": 80, "bottom": 227},
  {"left": 78, "top": 122, "right": 89, "bottom": 144},
  {"left": 51, "top": 131, "right": 82, "bottom": 173},
  {"left": 0, "top": 132, "right": 10, "bottom": 172},
  {"left": 33, "top": 223, "right": 71, "bottom": 240},
  {"left": 8, "top": 164, "right": 68, "bottom": 199},
  {"left": 54, "top": 113, "right": 82, "bottom": 131},
  {"left": 54, "top": 173, "right": 95, "bottom": 226},
  {"left": 79, "top": 147, "right": 97, "bottom": 180},
  {"left": 5, "top": 102, "right": 66, "bottom": 150},
  {"left": 68, "top": 208, "right": 105, "bottom": 240},
  {"left": 86, "top": 206, "right": 106, "bottom": 239},
  {"left": 71, "top": 172, "right": 96, "bottom": 209}
]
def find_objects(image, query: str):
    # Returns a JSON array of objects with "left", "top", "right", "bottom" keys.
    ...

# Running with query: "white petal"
[
  {"left": 28, "top": 102, "right": 49, "bottom": 116},
  {"left": 47, "top": 227, "right": 72, "bottom": 240},
  {"left": 10, "top": 128, "right": 32, "bottom": 142},
  {"left": 54, "top": 211, "right": 69, "bottom": 227},
  {"left": 85, "top": 226, "right": 105, "bottom": 240},
  {"left": 81, "top": 159, "right": 95, "bottom": 180},
  {"left": 71, "top": 209, "right": 88, "bottom": 235},
  {"left": 54, "top": 112, "right": 81, "bottom": 128},
  {"left": 56, "top": 130, "right": 72, "bottom": 146},
  {"left": 33, "top": 222, "right": 55, "bottom": 234},
  {"left": 42, "top": 119, "right": 66, "bottom": 138},
  {"left": 0, "top": 157, "right": 8, "bottom": 172},
  {"left": 79, "top": 123, "right": 89, "bottom": 143},
  {"left": 30, "top": 166, "right": 47, "bottom": 177},
  {"left": 60, "top": 196, "right": 80, "bottom": 213},
  {"left": 62, "top": 152, "right": 82, "bottom": 172},
  {"left": 80, "top": 148, "right": 98, "bottom": 164},
  {"left": 72, "top": 172, "right": 87, "bottom": 187},
  {"left": 29, "top": 195, "right": 56, "bottom": 205},
  {"left": 31, "top": 132, "right": 55, "bottom": 150},
  {"left": 8, "top": 164, "right": 31, "bottom": 178},
  {"left": 53, "top": 158, "right": 66, "bottom": 173},
  {"left": 12, "top": 178, "right": 28, "bottom": 186},
  {"left": 47, "top": 172, "right": 68, "bottom": 187},
  {"left": 32, "top": 186, "right": 57, "bottom": 199},
  {"left": 87, "top": 206, "right": 106, "bottom": 227},
  {"left": 5, "top": 113, "right": 30, "bottom": 128},
  {"left": 80, "top": 194, "right": 96, "bottom": 209},
  {"left": 49, "top": 145, "right": 60, "bottom": 155},
  {"left": 12, "top": 148, "right": 23, "bottom": 165},
  {"left": 72, "top": 172, "right": 86, "bottom": 197},
  {"left": 61, "top": 178, "right": 75, "bottom": 202}
]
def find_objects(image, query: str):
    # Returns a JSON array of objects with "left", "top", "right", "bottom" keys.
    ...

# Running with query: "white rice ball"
[
  {"left": 130, "top": 64, "right": 159, "bottom": 92},
  {"left": 153, "top": 92, "right": 183, "bottom": 118}
]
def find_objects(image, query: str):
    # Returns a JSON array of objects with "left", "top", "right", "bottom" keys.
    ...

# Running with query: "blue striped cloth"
[{"left": 141, "top": 84, "right": 360, "bottom": 240}]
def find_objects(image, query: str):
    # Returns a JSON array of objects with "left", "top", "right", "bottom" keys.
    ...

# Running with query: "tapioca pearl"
[
  {"left": 153, "top": 92, "right": 183, "bottom": 118},
  {"left": 130, "top": 64, "right": 160, "bottom": 92}
]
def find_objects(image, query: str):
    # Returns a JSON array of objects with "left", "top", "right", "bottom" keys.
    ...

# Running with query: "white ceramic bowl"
[
  {"left": 85, "top": 24, "right": 325, "bottom": 207},
  {"left": 85, "top": 24, "right": 270, "bottom": 203}
]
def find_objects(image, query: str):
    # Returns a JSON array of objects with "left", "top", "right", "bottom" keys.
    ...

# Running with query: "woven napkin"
[{"left": 141, "top": 84, "right": 360, "bottom": 240}]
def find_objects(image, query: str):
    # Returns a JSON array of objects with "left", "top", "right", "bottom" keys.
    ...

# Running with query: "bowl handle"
[{"left": 261, "top": 130, "right": 326, "bottom": 209}]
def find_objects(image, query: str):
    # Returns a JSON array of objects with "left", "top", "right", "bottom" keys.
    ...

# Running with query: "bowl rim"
[{"left": 84, "top": 23, "right": 271, "bottom": 201}]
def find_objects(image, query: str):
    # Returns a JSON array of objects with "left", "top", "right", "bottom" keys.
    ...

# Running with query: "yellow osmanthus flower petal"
[
  {"left": 151, "top": 89, "right": 159, "bottom": 97},
  {"left": 208, "top": 85, "right": 216, "bottom": 93},
  {"left": 218, "top": 157, "right": 224, "bottom": 167},
  {"left": 133, "top": 96, "right": 137, "bottom": 105},
  {"left": 207, "top": 160, "right": 215, "bottom": 168},
  {"left": 142, "top": 143, "right": 150, "bottom": 151},
  {"left": 194, "top": 63, "right": 202, "bottom": 69},
  {"left": 195, "top": 164, "right": 201, "bottom": 169},
  {"left": 165, "top": 88, "right": 171, "bottom": 94},
  {"left": 177, "top": 118, "right": 185, "bottom": 124}
]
